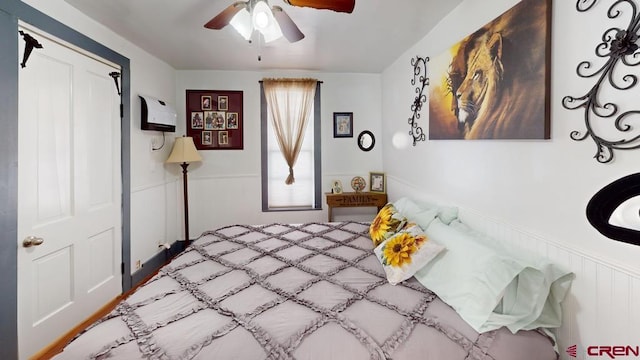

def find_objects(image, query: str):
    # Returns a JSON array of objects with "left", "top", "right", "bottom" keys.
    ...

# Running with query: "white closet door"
[{"left": 17, "top": 26, "right": 122, "bottom": 359}]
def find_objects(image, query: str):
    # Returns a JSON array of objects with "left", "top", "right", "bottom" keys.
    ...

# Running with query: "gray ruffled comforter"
[{"left": 53, "top": 221, "right": 557, "bottom": 360}]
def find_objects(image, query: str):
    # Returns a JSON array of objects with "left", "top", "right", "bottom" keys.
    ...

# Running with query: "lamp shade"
[
  {"left": 253, "top": 0, "right": 282, "bottom": 43},
  {"left": 230, "top": 8, "right": 253, "bottom": 41},
  {"left": 166, "top": 136, "right": 202, "bottom": 163},
  {"left": 252, "top": 1, "right": 273, "bottom": 30}
]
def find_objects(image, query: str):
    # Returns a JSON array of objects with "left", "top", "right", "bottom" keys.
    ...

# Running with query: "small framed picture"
[
  {"left": 204, "top": 111, "right": 214, "bottom": 130},
  {"left": 187, "top": 89, "right": 243, "bottom": 150},
  {"left": 201, "top": 95, "right": 212, "bottom": 110},
  {"left": 369, "top": 172, "right": 386, "bottom": 193},
  {"left": 218, "top": 95, "right": 229, "bottom": 111},
  {"left": 226, "top": 112, "right": 239, "bottom": 129},
  {"left": 333, "top": 112, "right": 353, "bottom": 138},
  {"left": 331, "top": 180, "right": 343, "bottom": 194},
  {"left": 202, "top": 131, "right": 213, "bottom": 145},
  {"left": 212, "top": 111, "right": 226, "bottom": 130},
  {"left": 218, "top": 131, "right": 229, "bottom": 145},
  {"left": 191, "top": 112, "right": 204, "bottom": 129}
]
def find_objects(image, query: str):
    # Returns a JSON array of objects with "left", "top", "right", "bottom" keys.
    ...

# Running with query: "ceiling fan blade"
[
  {"left": 204, "top": 2, "right": 246, "bottom": 29},
  {"left": 271, "top": 6, "right": 305, "bottom": 43},
  {"left": 283, "top": 0, "right": 355, "bottom": 13}
]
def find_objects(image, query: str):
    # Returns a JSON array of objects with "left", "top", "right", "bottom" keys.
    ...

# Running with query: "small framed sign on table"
[
  {"left": 186, "top": 89, "right": 243, "bottom": 150},
  {"left": 369, "top": 172, "right": 386, "bottom": 193}
]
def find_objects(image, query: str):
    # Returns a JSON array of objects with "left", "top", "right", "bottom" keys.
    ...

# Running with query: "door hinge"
[
  {"left": 121, "top": 262, "right": 125, "bottom": 274},
  {"left": 120, "top": 103, "right": 124, "bottom": 119}
]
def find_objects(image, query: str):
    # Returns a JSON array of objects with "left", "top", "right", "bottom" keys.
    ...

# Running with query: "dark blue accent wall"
[{"left": 0, "top": 5, "right": 20, "bottom": 359}]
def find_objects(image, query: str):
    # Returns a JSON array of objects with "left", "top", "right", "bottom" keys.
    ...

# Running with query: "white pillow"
[
  {"left": 374, "top": 224, "right": 445, "bottom": 285},
  {"left": 414, "top": 219, "right": 573, "bottom": 333},
  {"left": 393, "top": 197, "right": 458, "bottom": 226},
  {"left": 369, "top": 203, "right": 408, "bottom": 246}
]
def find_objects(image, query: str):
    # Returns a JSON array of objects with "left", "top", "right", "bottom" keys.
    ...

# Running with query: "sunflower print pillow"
[
  {"left": 374, "top": 224, "right": 445, "bottom": 285},
  {"left": 369, "top": 204, "right": 406, "bottom": 246}
]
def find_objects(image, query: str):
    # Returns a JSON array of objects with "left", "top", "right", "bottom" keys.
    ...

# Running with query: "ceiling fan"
[{"left": 204, "top": 0, "right": 355, "bottom": 43}]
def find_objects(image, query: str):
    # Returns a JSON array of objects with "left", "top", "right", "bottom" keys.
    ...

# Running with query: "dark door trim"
[{"left": 0, "top": 1, "right": 132, "bottom": 358}]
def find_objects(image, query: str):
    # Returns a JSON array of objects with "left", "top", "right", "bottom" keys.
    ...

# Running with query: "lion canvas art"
[{"left": 429, "top": 0, "right": 551, "bottom": 140}]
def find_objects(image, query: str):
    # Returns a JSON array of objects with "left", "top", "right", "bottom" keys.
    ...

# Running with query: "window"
[{"left": 261, "top": 81, "right": 321, "bottom": 211}]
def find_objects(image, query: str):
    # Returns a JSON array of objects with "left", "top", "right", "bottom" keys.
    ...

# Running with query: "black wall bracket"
[
  {"left": 109, "top": 71, "right": 122, "bottom": 96},
  {"left": 18, "top": 30, "right": 42, "bottom": 68}
]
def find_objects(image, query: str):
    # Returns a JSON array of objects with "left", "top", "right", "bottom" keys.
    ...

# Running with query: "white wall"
[
  {"left": 176, "top": 70, "right": 383, "bottom": 236},
  {"left": 23, "top": 0, "right": 179, "bottom": 272},
  {"left": 19, "top": 0, "right": 384, "bottom": 273},
  {"left": 18, "top": 0, "right": 640, "bottom": 355},
  {"left": 382, "top": 0, "right": 640, "bottom": 356},
  {"left": 382, "top": 0, "right": 640, "bottom": 274}
]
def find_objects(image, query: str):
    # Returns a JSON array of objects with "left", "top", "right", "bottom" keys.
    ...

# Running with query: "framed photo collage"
[{"left": 186, "top": 89, "right": 243, "bottom": 150}]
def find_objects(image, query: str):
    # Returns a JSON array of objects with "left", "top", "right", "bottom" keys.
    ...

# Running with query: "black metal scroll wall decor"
[
  {"left": 408, "top": 56, "right": 428, "bottom": 146},
  {"left": 562, "top": 0, "right": 640, "bottom": 163}
]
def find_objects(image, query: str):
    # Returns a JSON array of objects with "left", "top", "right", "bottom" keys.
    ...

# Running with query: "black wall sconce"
[{"left": 562, "top": 0, "right": 640, "bottom": 163}]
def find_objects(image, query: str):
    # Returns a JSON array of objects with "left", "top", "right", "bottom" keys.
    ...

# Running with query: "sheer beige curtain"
[{"left": 262, "top": 78, "right": 317, "bottom": 185}]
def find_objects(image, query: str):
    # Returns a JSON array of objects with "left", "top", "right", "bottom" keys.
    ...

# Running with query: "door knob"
[{"left": 23, "top": 236, "right": 44, "bottom": 248}]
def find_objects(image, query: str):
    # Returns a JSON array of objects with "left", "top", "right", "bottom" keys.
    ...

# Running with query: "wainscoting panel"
[
  {"left": 130, "top": 180, "right": 177, "bottom": 274},
  {"left": 458, "top": 207, "right": 640, "bottom": 360},
  {"left": 386, "top": 175, "right": 640, "bottom": 359}
]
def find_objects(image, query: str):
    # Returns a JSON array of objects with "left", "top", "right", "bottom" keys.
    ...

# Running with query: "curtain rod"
[{"left": 258, "top": 80, "right": 323, "bottom": 83}]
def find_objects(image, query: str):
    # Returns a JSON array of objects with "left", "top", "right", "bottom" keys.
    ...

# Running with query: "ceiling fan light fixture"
[
  {"left": 260, "top": 22, "right": 283, "bottom": 43},
  {"left": 252, "top": 1, "right": 272, "bottom": 29},
  {"left": 206, "top": 0, "right": 305, "bottom": 44},
  {"left": 229, "top": 8, "right": 253, "bottom": 40},
  {"left": 252, "top": 0, "right": 283, "bottom": 42}
]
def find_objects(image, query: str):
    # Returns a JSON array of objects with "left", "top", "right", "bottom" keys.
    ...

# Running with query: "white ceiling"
[{"left": 63, "top": 0, "right": 462, "bottom": 73}]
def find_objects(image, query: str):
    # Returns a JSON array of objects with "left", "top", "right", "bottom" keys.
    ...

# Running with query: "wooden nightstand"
[{"left": 325, "top": 192, "right": 387, "bottom": 221}]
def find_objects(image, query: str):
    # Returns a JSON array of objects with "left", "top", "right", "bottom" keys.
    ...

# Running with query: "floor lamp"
[{"left": 166, "top": 136, "right": 202, "bottom": 249}]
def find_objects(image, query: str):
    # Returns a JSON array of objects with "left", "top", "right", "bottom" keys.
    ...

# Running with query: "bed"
[{"left": 53, "top": 202, "right": 568, "bottom": 360}]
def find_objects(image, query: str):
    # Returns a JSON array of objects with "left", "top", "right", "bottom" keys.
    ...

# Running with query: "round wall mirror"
[{"left": 357, "top": 130, "right": 375, "bottom": 152}]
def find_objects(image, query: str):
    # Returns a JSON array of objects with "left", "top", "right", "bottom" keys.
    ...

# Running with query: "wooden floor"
[{"left": 32, "top": 271, "right": 159, "bottom": 360}]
